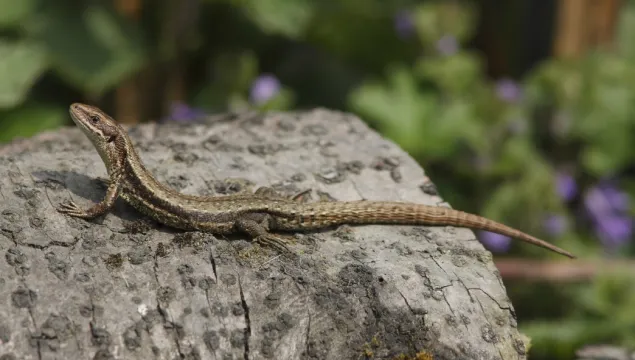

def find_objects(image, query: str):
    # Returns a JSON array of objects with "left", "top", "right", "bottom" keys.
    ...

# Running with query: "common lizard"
[{"left": 57, "top": 103, "right": 575, "bottom": 259}]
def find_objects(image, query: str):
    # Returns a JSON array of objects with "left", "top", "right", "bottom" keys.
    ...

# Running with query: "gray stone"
[{"left": 0, "top": 108, "right": 525, "bottom": 359}]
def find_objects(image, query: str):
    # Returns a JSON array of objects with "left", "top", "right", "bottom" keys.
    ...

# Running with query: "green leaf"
[
  {"left": 616, "top": 0, "right": 635, "bottom": 60},
  {"left": 350, "top": 64, "right": 488, "bottom": 159},
  {"left": 24, "top": 4, "right": 146, "bottom": 95},
  {"left": 431, "top": 98, "right": 485, "bottom": 153},
  {"left": 480, "top": 183, "right": 519, "bottom": 222},
  {"left": 521, "top": 319, "right": 614, "bottom": 356},
  {"left": 582, "top": 146, "right": 627, "bottom": 175},
  {"left": 524, "top": 275, "right": 635, "bottom": 350},
  {"left": 246, "top": 88, "right": 294, "bottom": 112},
  {"left": 0, "top": 104, "right": 66, "bottom": 143},
  {"left": 412, "top": 2, "right": 477, "bottom": 47},
  {"left": 0, "top": 0, "right": 36, "bottom": 27},
  {"left": 349, "top": 65, "right": 437, "bottom": 155},
  {"left": 481, "top": 157, "right": 560, "bottom": 235},
  {"left": 0, "top": 41, "right": 48, "bottom": 109},
  {"left": 416, "top": 53, "right": 484, "bottom": 95},
  {"left": 214, "top": 52, "right": 259, "bottom": 93},
  {"left": 193, "top": 52, "right": 259, "bottom": 111},
  {"left": 240, "top": 0, "right": 315, "bottom": 39},
  {"left": 496, "top": 138, "right": 540, "bottom": 174}
]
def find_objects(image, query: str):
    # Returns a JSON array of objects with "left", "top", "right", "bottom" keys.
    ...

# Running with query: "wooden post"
[
  {"left": 114, "top": 0, "right": 143, "bottom": 124},
  {"left": 553, "top": 0, "right": 622, "bottom": 59}
]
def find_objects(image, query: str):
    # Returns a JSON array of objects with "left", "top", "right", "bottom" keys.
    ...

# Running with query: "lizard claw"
[
  {"left": 290, "top": 189, "right": 312, "bottom": 202},
  {"left": 255, "top": 234, "right": 294, "bottom": 254},
  {"left": 254, "top": 186, "right": 279, "bottom": 198},
  {"left": 57, "top": 201, "right": 90, "bottom": 218}
]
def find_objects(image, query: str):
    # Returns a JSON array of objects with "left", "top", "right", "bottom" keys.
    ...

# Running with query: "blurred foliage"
[
  {"left": 1, "top": 0, "right": 635, "bottom": 358},
  {"left": 520, "top": 273, "right": 635, "bottom": 358}
]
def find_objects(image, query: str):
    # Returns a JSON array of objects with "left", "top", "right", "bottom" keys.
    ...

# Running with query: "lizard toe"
[
  {"left": 256, "top": 235, "right": 293, "bottom": 254},
  {"left": 57, "top": 201, "right": 91, "bottom": 218}
]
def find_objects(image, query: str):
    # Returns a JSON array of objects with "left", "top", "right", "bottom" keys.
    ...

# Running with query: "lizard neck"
[{"left": 115, "top": 131, "right": 167, "bottom": 194}]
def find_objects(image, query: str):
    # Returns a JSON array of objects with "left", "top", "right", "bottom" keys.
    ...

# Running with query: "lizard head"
[{"left": 69, "top": 103, "right": 125, "bottom": 169}]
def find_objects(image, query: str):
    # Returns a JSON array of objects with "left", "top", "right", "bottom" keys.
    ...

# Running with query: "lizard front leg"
[{"left": 57, "top": 172, "right": 122, "bottom": 219}]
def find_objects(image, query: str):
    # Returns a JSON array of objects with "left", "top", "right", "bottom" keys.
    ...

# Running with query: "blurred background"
[{"left": 1, "top": 0, "right": 634, "bottom": 358}]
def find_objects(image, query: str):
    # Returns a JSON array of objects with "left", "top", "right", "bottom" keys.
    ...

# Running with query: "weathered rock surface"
[{"left": 0, "top": 109, "right": 526, "bottom": 359}]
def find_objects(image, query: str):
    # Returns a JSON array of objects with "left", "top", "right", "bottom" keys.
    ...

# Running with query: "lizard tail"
[{"left": 273, "top": 201, "right": 575, "bottom": 258}]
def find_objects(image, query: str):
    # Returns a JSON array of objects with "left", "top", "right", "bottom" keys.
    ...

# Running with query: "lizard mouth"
[
  {"left": 69, "top": 103, "right": 88, "bottom": 126},
  {"left": 68, "top": 103, "right": 106, "bottom": 143}
]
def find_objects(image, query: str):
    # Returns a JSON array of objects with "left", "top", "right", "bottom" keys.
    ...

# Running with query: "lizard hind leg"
[
  {"left": 234, "top": 215, "right": 293, "bottom": 254},
  {"left": 253, "top": 186, "right": 282, "bottom": 198},
  {"left": 253, "top": 186, "right": 312, "bottom": 202}
]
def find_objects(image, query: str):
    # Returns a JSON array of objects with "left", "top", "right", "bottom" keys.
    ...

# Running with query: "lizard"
[{"left": 57, "top": 103, "right": 576, "bottom": 259}]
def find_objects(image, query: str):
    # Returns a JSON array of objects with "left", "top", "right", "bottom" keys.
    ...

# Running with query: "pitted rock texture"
[{"left": 0, "top": 108, "right": 526, "bottom": 359}]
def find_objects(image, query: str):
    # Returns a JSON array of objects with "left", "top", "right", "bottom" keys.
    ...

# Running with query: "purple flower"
[
  {"left": 495, "top": 78, "right": 523, "bottom": 103},
  {"left": 595, "top": 215, "right": 633, "bottom": 249},
  {"left": 478, "top": 231, "right": 511, "bottom": 253},
  {"left": 599, "top": 183, "right": 630, "bottom": 212},
  {"left": 555, "top": 172, "right": 577, "bottom": 201},
  {"left": 584, "top": 184, "right": 630, "bottom": 218},
  {"left": 436, "top": 35, "right": 458, "bottom": 56},
  {"left": 543, "top": 214, "right": 567, "bottom": 236},
  {"left": 250, "top": 74, "right": 281, "bottom": 105},
  {"left": 164, "top": 102, "right": 205, "bottom": 122},
  {"left": 394, "top": 10, "right": 415, "bottom": 39},
  {"left": 584, "top": 182, "right": 633, "bottom": 248}
]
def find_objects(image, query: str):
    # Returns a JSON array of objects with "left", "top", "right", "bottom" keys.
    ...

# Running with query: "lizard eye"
[{"left": 90, "top": 115, "right": 100, "bottom": 123}]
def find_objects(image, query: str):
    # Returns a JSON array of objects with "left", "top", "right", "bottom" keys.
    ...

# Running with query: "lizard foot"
[
  {"left": 254, "top": 234, "right": 294, "bottom": 254},
  {"left": 290, "top": 189, "right": 312, "bottom": 202},
  {"left": 253, "top": 186, "right": 280, "bottom": 198},
  {"left": 57, "top": 200, "right": 92, "bottom": 218}
]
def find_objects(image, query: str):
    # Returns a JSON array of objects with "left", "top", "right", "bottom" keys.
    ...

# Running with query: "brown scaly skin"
[{"left": 57, "top": 103, "right": 576, "bottom": 258}]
